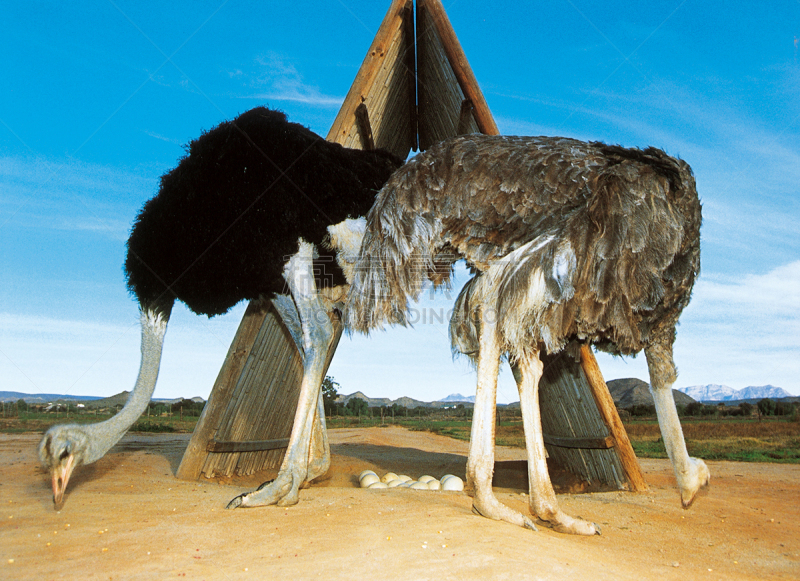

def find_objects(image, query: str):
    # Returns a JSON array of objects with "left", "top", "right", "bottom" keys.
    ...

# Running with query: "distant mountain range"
[
  {"left": 439, "top": 393, "right": 476, "bottom": 403},
  {"left": 334, "top": 391, "right": 478, "bottom": 409},
  {"left": 607, "top": 381, "right": 796, "bottom": 407},
  {"left": 2, "top": 383, "right": 794, "bottom": 409},
  {"left": 0, "top": 390, "right": 204, "bottom": 407},
  {"left": 606, "top": 379, "right": 696, "bottom": 408},
  {"left": 676, "top": 384, "right": 792, "bottom": 402}
]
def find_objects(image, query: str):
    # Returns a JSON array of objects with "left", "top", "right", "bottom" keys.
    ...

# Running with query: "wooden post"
[{"left": 580, "top": 345, "right": 649, "bottom": 491}]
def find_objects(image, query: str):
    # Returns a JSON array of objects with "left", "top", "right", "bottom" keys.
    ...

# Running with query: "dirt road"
[{"left": 1, "top": 427, "right": 798, "bottom": 580}]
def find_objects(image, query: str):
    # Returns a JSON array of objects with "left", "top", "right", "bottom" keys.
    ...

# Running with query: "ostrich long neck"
[{"left": 83, "top": 309, "right": 168, "bottom": 464}]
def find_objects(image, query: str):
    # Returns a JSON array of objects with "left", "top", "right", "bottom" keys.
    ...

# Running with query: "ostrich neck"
[{"left": 84, "top": 310, "right": 168, "bottom": 464}]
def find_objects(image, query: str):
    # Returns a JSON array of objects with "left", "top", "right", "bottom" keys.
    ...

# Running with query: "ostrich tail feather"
[{"left": 345, "top": 176, "right": 448, "bottom": 333}]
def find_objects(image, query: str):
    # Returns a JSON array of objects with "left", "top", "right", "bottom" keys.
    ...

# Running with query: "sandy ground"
[{"left": 1, "top": 426, "right": 798, "bottom": 580}]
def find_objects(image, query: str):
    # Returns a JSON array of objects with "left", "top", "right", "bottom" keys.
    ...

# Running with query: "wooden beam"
[
  {"left": 355, "top": 103, "right": 376, "bottom": 150},
  {"left": 580, "top": 344, "right": 649, "bottom": 491},
  {"left": 457, "top": 98, "right": 474, "bottom": 135},
  {"left": 543, "top": 434, "right": 615, "bottom": 450},
  {"left": 418, "top": 0, "right": 499, "bottom": 136},
  {"left": 206, "top": 438, "right": 290, "bottom": 454}
]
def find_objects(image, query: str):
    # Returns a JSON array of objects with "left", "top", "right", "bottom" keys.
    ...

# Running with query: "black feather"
[{"left": 125, "top": 107, "right": 402, "bottom": 317}]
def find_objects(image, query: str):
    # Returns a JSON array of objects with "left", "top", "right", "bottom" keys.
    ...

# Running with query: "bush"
[
  {"left": 626, "top": 404, "right": 656, "bottom": 417},
  {"left": 131, "top": 421, "right": 176, "bottom": 433},
  {"left": 683, "top": 402, "right": 716, "bottom": 417},
  {"left": 322, "top": 376, "right": 340, "bottom": 415},
  {"left": 345, "top": 397, "right": 368, "bottom": 416},
  {"left": 758, "top": 398, "right": 776, "bottom": 417}
]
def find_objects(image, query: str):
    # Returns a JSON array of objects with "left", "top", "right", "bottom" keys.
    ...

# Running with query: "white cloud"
[
  {"left": 237, "top": 52, "right": 343, "bottom": 108},
  {"left": 672, "top": 261, "right": 800, "bottom": 394},
  {"left": 142, "top": 130, "right": 183, "bottom": 145},
  {"left": 693, "top": 262, "right": 800, "bottom": 318}
]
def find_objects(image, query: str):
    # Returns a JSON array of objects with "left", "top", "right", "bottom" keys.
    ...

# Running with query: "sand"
[{"left": 1, "top": 426, "right": 798, "bottom": 580}]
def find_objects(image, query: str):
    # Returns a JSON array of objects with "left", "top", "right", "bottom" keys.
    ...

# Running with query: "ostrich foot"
[
  {"left": 306, "top": 456, "right": 328, "bottom": 483},
  {"left": 679, "top": 457, "right": 710, "bottom": 508},
  {"left": 534, "top": 510, "right": 600, "bottom": 536},
  {"left": 472, "top": 494, "right": 538, "bottom": 531},
  {"left": 226, "top": 470, "right": 301, "bottom": 509}
]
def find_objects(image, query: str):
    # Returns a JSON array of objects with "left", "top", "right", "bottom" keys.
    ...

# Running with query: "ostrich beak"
[{"left": 51, "top": 454, "right": 76, "bottom": 509}]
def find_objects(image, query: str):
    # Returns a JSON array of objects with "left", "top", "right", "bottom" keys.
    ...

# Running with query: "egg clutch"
[{"left": 358, "top": 470, "right": 464, "bottom": 491}]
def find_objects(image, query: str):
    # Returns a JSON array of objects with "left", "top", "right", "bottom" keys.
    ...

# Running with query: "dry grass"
[
  {"left": 624, "top": 418, "right": 800, "bottom": 462},
  {"left": 623, "top": 417, "right": 800, "bottom": 439}
]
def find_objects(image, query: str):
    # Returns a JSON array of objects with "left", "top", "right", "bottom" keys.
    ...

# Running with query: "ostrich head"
[
  {"left": 36, "top": 309, "right": 168, "bottom": 508},
  {"left": 38, "top": 424, "right": 92, "bottom": 509}
]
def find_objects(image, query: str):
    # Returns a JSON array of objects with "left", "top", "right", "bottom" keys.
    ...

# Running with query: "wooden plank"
[
  {"left": 580, "top": 344, "right": 649, "bottom": 492},
  {"left": 327, "top": 0, "right": 413, "bottom": 155},
  {"left": 543, "top": 434, "right": 615, "bottom": 450},
  {"left": 538, "top": 350, "right": 629, "bottom": 489},
  {"left": 176, "top": 300, "right": 270, "bottom": 481},
  {"left": 457, "top": 98, "right": 474, "bottom": 135},
  {"left": 355, "top": 103, "right": 376, "bottom": 150},
  {"left": 207, "top": 438, "right": 290, "bottom": 454}
]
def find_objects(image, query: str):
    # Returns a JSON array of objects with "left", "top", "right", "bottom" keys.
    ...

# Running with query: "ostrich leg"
[
  {"left": 228, "top": 241, "right": 335, "bottom": 508},
  {"left": 646, "top": 335, "right": 710, "bottom": 508},
  {"left": 306, "top": 386, "right": 331, "bottom": 481},
  {"left": 270, "top": 294, "right": 332, "bottom": 484},
  {"left": 466, "top": 310, "right": 537, "bottom": 530},
  {"left": 510, "top": 355, "right": 598, "bottom": 535}
]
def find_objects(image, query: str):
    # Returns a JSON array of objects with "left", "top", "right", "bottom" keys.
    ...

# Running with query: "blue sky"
[{"left": 1, "top": 1, "right": 799, "bottom": 403}]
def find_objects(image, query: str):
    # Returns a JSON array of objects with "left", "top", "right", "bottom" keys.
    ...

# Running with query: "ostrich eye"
[{"left": 59, "top": 449, "right": 70, "bottom": 461}]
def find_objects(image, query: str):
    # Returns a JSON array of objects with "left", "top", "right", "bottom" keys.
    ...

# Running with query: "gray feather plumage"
[{"left": 346, "top": 134, "right": 701, "bottom": 359}]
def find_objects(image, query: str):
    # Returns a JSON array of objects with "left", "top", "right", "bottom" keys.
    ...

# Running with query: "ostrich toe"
[
  {"left": 535, "top": 512, "right": 600, "bottom": 536},
  {"left": 226, "top": 471, "right": 300, "bottom": 509},
  {"left": 471, "top": 494, "right": 538, "bottom": 531}
]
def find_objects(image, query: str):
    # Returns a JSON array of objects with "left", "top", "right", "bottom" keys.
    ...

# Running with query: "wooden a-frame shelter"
[{"left": 177, "top": 0, "right": 647, "bottom": 493}]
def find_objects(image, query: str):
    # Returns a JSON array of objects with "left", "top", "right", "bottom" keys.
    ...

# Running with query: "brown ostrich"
[{"left": 346, "top": 134, "right": 708, "bottom": 535}]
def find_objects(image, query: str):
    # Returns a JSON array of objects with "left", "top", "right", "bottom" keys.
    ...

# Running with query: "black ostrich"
[
  {"left": 347, "top": 134, "right": 708, "bottom": 534},
  {"left": 38, "top": 107, "right": 402, "bottom": 509}
]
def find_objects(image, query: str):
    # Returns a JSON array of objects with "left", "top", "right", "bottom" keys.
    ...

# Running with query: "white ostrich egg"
[
  {"left": 387, "top": 479, "right": 405, "bottom": 488},
  {"left": 427, "top": 479, "right": 441, "bottom": 490},
  {"left": 368, "top": 481, "right": 389, "bottom": 489},
  {"left": 360, "top": 473, "right": 380, "bottom": 488},
  {"left": 359, "top": 470, "right": 377, "bottom": 482},
  {"left": 410, "top": 481, "right": 429, "bottom": 490},
  {"left": 441, "top": 476, "right": 464, "bottom": 491},
  {"left": 381, "top": 472, "right": 399, "bottom": 483},
  {"left": 418, "top": 475, "right": 435, "bottom": 483},
  {"left": 440, "top": 474, "right": 456, "bottom": 484},
  {"left": 397, "top": 475, "right": 413, "bottom": 483}
]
